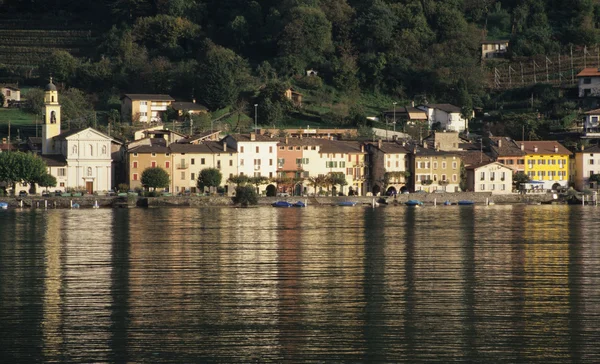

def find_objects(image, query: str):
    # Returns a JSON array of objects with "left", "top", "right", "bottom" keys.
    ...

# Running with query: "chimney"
[
  {"left": 285, "top": 136, "right": 289, "bottom": 144},
  {"left": 520, "top": 143, "right": 524, "bottom": 151},
  {"left": 581, "top": 144, "right": 585, "bottom": 151},
  {"left": 361, "top": 144, "right": 365, "bottom": 153},
  {"left": 498, "top": 139, "right": 502, "bottom": 148},
  {"left": 250, "top": 132, "right": 256, "bottom": 141},
  {"left": 223, "top": 142, "right": 227, "bottom": 152},
  {"left": 533, "top": 145, "right": 538, "bottom": 152},
  {"left": 411, "top": 100, "right": 415, "bottom": 107},
  {"left": 554, "top": 145, "right": 558, "bottom": 153},
  {"left": 378, "top": 139, "right": 382, "bottom": 149}
]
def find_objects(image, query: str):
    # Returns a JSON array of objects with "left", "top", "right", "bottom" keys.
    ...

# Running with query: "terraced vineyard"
[{"left": 0, "top": 16, "right": 97, "bottom": 78}]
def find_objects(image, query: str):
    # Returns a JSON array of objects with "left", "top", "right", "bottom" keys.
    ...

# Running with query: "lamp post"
[
  {"left": 254, "top": 104, "right": 258, "bottom": 134},
  {"left": 393, "top": 102, "right": 397, "bottom": 134}
]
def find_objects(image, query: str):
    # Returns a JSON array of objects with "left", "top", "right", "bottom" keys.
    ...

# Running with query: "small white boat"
[{"left": 0, "top": 202, "right": 8, "bottom": 210}]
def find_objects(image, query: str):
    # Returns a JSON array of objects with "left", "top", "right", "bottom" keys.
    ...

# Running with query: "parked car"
[
  {"left": 41, "top": 191, "right": 51, "bottom": 197},
  {"left": 18, "top": 191, "right": 28, "bottom": 197}
]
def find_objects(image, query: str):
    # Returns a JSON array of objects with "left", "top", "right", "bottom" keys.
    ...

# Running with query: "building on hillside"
[
  {"left": 409, "top": 144, "right": 461, "bottom": 192},
  {"left": 1, "top": 85, "right": 20, "bottom": 107},
  {"left": 481, "top": 40, "right": 509, "bottom": 60},
  {"left": 489, "top": 136, "right": 527, "bottom": 173},
  {"left": 382, "top": 106, "right": 428, "bottom": 129},
  {"left": 417, "top": 104, "right": 471, "bottom": 132},
  {"left": 583, "top": 109, "right": 600, "bottom": 137},
  {"left": 573, "top": 144, "right": 600, "bottom": 190},
  {"left": 132, "top": 126, "right": 186, "bottom": 144},
  {"left": 259, "top": 127, "right": 358, "bottom": 140},
  {"left": 284, "top": 88, "right": 303, "bottom": 106},
  {"left": 576, "top": 68, "right": 600, "bottom": 98},
  {"left": 364, "top": 140, "right": 410, "bottom": 196},
  {"left": 178, "top": 130, "right": 222, "bottom": 144},
  {"left": 521, "top": 141, "right": 571, "bottom": 190},
  {"left": 38, "top": 79, "right": 113, "bottom": 194},
  {"left": 120, "top": 94, "right": 175, "bottom": 123},
  {"left": 169, "top": 141, "right": 237, "bottom": 195},
  {"left": 466, "top": 162, "right": 514, "bottom": 193},
  {"left": 171, "top": 100, "right": 209, "bottom": 119}
]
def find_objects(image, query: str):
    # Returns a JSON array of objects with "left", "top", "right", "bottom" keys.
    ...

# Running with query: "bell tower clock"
[{"left": 41, "top": 77, "right": 61, "bottom": 155}]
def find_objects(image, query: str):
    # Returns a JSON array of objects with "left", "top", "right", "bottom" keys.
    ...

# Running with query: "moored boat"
[
  {"left": 457, "top": 200, "right": 475, "bottom": 206},
  {"left": 405, "top": 200, "right": 423, "bottom": 206},
  {"left": 0, "top": 202, "right": 8, "bottom": 210},
  {"left": 272, "top": 201, "right": 293, "bottom": 207},
  {"left": 293, "top": 201, "right": 306, "bottom": 207},
  {"left": 338, "top": 201, "right": 357, "bottom": 207}
]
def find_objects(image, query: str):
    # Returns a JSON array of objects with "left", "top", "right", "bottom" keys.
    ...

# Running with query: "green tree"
[
  {"left": 0, "top": 152, "right": 47, "bottom": 194},
  {"left": 227, "top": 174, "right": 250, "bottom": 186},
  {"left": 249, "top": 176, "right": 270, "bottom": 194},
  {"left": 197, "top": 41, "right": 250, "bottom": 110},
  {"left": 140, "top": 167, "right": 170, "bottom": 190},
  {"left": 37, "top": 173, "right": 57, "bottom": 192},
  {"left": 588, "top": 173, "right": 600, "bottom": 187},
  {"left": 460, "top": 162, "right": 468, "bottom": 192},
  {"left": 39, "top": 50, "right": 78, "bottom": 84},
  {"left": 232, "top": 185, "right": 258, "bottom": 207},
  {"left": 513, "top": 171, "right": 530, "bottom": 191},
  {"left": 197, "top": 168, "right": 222, "bottom": 194},
  {"left": 132, "top": 14, "right": 200, "bottom": 58},
  {"left": 256, "top": 81, "right": 293, "bottom": 127}
]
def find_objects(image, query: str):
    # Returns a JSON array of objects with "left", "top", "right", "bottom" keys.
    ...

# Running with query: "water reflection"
[{"left": 2, "top": 205, "right": 600, "bottom": 362}]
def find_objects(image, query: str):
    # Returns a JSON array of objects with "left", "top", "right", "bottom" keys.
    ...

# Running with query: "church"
[{"left": 39, "top": 79, "right": 114, "bottom": 194}]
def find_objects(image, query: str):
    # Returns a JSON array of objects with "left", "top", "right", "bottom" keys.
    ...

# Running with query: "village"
[{"left": 2, "top": 71, "right": 600, "bottom": 204}]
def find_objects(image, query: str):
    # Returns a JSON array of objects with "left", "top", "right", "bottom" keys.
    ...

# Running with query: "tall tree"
[
  {"left": 197, "top": 167, "right": 222, "bottom": 193},
  {"left": 141, "top": 167, "right": 170, "bottom": 190}
]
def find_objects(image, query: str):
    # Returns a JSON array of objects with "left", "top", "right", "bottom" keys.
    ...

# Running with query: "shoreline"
[{"left": 0, "top": 192, "right": 572, "bottom": 209}]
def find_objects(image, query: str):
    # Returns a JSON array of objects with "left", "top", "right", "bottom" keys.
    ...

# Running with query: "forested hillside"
[{"left": 1, "top": 0, "right": 599, "bottom": 137}]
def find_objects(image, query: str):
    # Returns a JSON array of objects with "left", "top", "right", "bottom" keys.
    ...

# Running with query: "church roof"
[
  {"left": 45, "top": 78, "right": 57, "bottom": 91},
  {"left": 40, "top": 154, "right": 67, "bottom": 166},
  {"left": 53, "top": 128, "right": 86, "bottom": 140}
]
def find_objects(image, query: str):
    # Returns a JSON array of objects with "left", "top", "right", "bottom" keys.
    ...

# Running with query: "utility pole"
[
  {"left": 393, "top": 102, "right": 397, "bottom": 134},
  {"left": 7, "top": 119, "right": 10, "bottom": 149}
]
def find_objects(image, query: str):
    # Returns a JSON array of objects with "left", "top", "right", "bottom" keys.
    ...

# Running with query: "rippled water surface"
[{"left": 2, "top": 205, "right": 600, "bottom": 363}]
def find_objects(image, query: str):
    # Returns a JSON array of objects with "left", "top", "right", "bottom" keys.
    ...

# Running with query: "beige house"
[
  {"left": 169, "top": 142, "right": 237, "bottom": 194},
  {"left": 127, "top": 143, "right": 172, "bottom": 191},
  {"left": 466, "top": 162, "right": 514, "bottom": 193},
  {"left": 284, "top": 88, "right": 302, "bottom": 106},
  {"left": 1, "top": 85, "right": 20, "bottom": 107},
  {"left": 316, "top": 140, "right": 366, "bottom": 196},
  {"left": 365, "top": 140, "right": 410, "bottom": 196},
  {"left": 573, "top": 144, "right": 600, "bottom": 190},
  {"left": 171, "top": 100, "right": 209, "bottom": 118},
  {"left": 410, "top": 146, "right": 461, "bottom": 192},
  {"left": 576, "top": 68, "right": 600, "bottom": 98},
  {"left": 121, "top": 94, "right": 175, "bottom": 123}
]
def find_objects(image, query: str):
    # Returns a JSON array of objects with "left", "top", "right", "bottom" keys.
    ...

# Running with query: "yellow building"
[
  {"left": 127, "top": 144, "right": 172, "bottom": 191},
  {"left": 521, "top": 141, "right": 571, "bottom": 190}
]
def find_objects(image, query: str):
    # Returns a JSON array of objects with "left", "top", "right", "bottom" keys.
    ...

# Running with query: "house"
[
  {"left": 583, "top": 109, "right": 600, "bottom": 136},
  {"left": 284, "top": 87, "right": 302, "bottom": 106},
  {"left": 409, "top": 144, "right": 462, "bottom": 192},
  {"left": 466, "top": 162, "right": 514, "bottom": 193},
  {"left": 177, "top": 130, "right": 222, "bottom": 144},
  {"left": 306, "top": 69, "right": 318, "bottom": 77},
  {"left": 315, "top": 139, "right": 366, "bottom": 196},
  {"left": 168, "top": 141, "right": 237, "bottom": 195},
  {"left": 364, "top": 140, "right": 410, "bottom": 196},
  {"left": 481, "top": 40, "right": 509, "bottom": 60},
  {"left": 521, "top": 141, "right": 571, "bottom": 190},
  {"left": 120, "top": 94, "right": 175, "bottom": 123},
  {"left": 417, "top": 104, "right": 471, "bottom": 132},
  {"left": 127, "top": 142, "right": 171, "bottom": 191},
  {"left": 489, "top": 136, "right": 527, "bottom": 173},
  {"left": 259, "top": 127, "right": 358, "bottom": 139},
  {"left": 573, "top": 144, "right": 600, "bottom": 190},
  {"left": 1, "top": 85, "right": 20, "bottom": 107},
  {"left": 576, "top": 68, "right": 600, "bottom": 98},
  {"left": 422, "top": 131, "right": 471, "bottom": 151},
  {"left": 381, "top": 106, "right": 428, "bottom": 128},
  {"left": 39, "top": 79, "right": 113, "bottom": 194},
  {"left": 132, "top": 126, "right": 186, "bottom": 144},
  {"left": 170, "top": 100, "right": 209, "bottom": 119}
]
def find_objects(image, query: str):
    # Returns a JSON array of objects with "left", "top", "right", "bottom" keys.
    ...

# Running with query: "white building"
[
  {"left": 1, "top": 85, "right": 20, "bottom": 107},
  {"left": 223, "top": 133, "right": 279, "bottom": 180},
  {"left": 466, "top": 162, "right": 514, "bottom": 193},
  {"left": 573, "top": 144, "right": 600, "bottom": 190},
  {"left": 417, "top": 104, "right": 470, "bottom": 132},
  {"left": 40, "top": 79, "right": 113, "bottom": 193}
]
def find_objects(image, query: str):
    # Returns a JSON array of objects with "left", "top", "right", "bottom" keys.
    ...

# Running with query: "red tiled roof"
[
  {"left": 576, "top": 68, "right": 600, "bottom": 77},
  {"left": 520, "top": 141, "right": 571, "bottom": 155}
]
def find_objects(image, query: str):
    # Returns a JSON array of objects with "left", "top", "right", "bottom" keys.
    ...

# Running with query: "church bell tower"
[{"left": 41, "top": 77, "right": 61, "bottom": 155}]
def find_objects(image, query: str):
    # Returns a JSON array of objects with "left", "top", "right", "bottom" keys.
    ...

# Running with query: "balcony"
[
  {"left": 254, "top": 165, "right": 261, "bottom": 170},
  {"left": 177, "top": 163, "right": 189, "bottom": 169}
]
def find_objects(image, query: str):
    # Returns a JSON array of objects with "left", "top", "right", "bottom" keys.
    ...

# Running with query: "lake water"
[{"left": 1, "top": 205, "right": 600, "bottom": 363}]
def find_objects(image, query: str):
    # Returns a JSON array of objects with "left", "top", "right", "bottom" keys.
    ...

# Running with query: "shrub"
[
  {"left": 232, "top": 185, "right": 258, "bottom": 207},
  {"left": 118, "top": 183, "right": 129, "bottom": 192}
]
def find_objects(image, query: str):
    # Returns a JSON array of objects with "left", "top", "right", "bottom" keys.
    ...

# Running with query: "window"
[
  {"left": 498, "top": 159, "right": 505, "bottom": 164},
  {"left": 269, "top": 172, "right": 273, "bottom": 178},
  {"left": 6, "top": 90, "right": 10, "bottom": 96},
  {"left": 442, "top": 162, "right": 447, "bottom": 169},
  {"left": 165, "top": 161, "right": 170, "bottom": 169},
  {"left": 254, "top": 159, "right": 261, "bottom": 166},
  {"left": 191, "top": 173, "right": 195, "bottom": 180},
  {"left": 201, "top": 158, "right": 206, "bottom": 165},
  {"left": 58, "top": 168, "right": 66, "bottom": 176},
  {"left": 240, "top": 159, "right": 244, "bottom": 166},
  {"left": 279, "top": 146, "right": 284, "bottom": 150},
  {"left": 60, "top": 182, "right": 65, "bottom": 187},
  {"left": 269, "top": 159, "right": 273, "bottom": 166},
  {"left": 480, "top": 172, "right": 485, "bottom": 180},
  {"left": 166, "top": 153, "right": 170, "bottom": 157},
  {"left": 433, "top": 162, "right": 438, "bottom": 169},
  {"left": 480, "top": 184, "right": 485, "bottom": 191},
  {"left": 491, "top": 184, "right": 495, "bottom": 190},
  {"left": 270, "top": 146, "right": 273, "bottom": 153},
  {"left": 256, "top": 146, "right": 259, "bottom": 153},
  {"left": 592, "top": 117, "right": 599, "bottom": 123},
  {"left": 181, "top": 172, "right": 185, "bottom": 179},
  {"left": 590, "top": 159, "right": 595, "bottom": 165},
  {"left": 133, "top": 173, "right": 138, "bottom": 181},
  {"left": 240, "top": 146, "right": 244, "bottom": 153},
  {"left": 133, "top": 152, "right": 138, "bottom": 157},
  {"left": 452, "top": 174, "right": 457, "bottom": 182},
  {"left": 584, "top": 77, "right": 592, "bottom": 84},
  {"left": 217, "top": 161, "right": 221, "bottom": 169},
  {"left": 133, "top": 161, "right": 138, "bottom": 169},
  {"left": 140, "top": 112, "right": 147, "bottom": 116},
  {"left": 140, "top": 101, "right": 147, "bottom": 105},
  {"left": 151, "top": 161, "right": 156, "bottom": 168},
  {"left": 518, "top": 159, "right": 525, "bottom": 165},
  {"left": 441, "top": 174, "right": 447, "bottom": 181},
  {"left": 191, "top": 158, "right": 195, "bottom": 165},
  {"left": 490, "top": 172, "right": 495, "bottom": 181},
  {"left": 452, "top": 162, "right": 457, "bottom": 169},
  {"left": 229, "top": 160, "right": 233, "bottom": 166},
  {"left": 152, "top": 153, "right": 156, "bottom": 157}
]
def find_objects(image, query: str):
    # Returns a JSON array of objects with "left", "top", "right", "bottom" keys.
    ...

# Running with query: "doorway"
[{"left": 86, "top": 181, "right": 93, "bottom": 194}]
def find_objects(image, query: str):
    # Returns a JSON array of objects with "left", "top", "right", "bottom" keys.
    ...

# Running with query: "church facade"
[{"left": 40, "top": 79, "right": 113, "bottom": 193}]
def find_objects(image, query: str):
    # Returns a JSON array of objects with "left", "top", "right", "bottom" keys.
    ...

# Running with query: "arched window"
[
  {"left": 72, "top": 145, "right": 78, "bottom": 155},
  {"left": 89, "top": 145, "right": 93, "bottom": 156},
  {"left": 87, "top": 167, "right": 92, "bottom": 177},
  {"left": 50, "top": 111, "right": 56, "bottom": 124}
]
